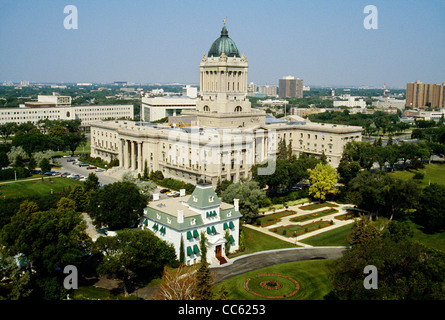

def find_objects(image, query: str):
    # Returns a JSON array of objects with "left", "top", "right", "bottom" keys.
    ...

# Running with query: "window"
[
  {"left": 203, "top": 105, "right": 210, "bottom": 112},
  {"left": 234, "top": 106, "right": 242, "bottom": 112},
  {"left": 209, "top": 196, "right": 214, "bottom": 203}
]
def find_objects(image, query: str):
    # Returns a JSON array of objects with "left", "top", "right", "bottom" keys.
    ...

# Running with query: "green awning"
[
  {"left": 193, "top": 245, "right": 200, "bottom": 254},
  {"left": 187, "top": 247, "right": 193, "bottom": 256},
  {"left": 207, "top": 227, "right": 212, "bottom": 234},
  {"left": 229, "top": 235, "right": 235, "bottom": 243},
  {"left": 187, "top": 231, "right": 192, "bottom": 240},
  {"left": 211, "top": 226, "right": 217, "bottom": 234},
  {"left": 213, "top": 210, "right": 217, "bottom": 216},
  {"left": 193, "top": 230, "right": 199, "bottom": 238},
  {"left": 153, "top": 224, "right": 158, "bottom": 230},
  {"left": 144, "top": 219, "right": 148, "bottom": 226},
  {"left": 223, "top": 223, "right": 228, "bottom": 230},
  {"left": 229, "top": 221, "right": 235, "bottom": 229},
  {"left": 206, "top": 212, "right": 210, "bottom": 218}
]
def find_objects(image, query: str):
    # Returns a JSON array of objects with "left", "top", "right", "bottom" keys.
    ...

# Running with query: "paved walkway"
[{"left": 248, "top": 202, "right": 356, "bottom": 247}]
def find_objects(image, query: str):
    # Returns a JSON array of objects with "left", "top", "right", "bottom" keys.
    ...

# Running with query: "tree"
[
  {"left": 39, "top": 158, "right": 51, "bottom": 173},
  {"left": 179, "top": 236, "right": 185, "bottom": 265},
  {"left": 62, "top": 132, "right": 87, "bottom": 156},
  {"left": 326, "top": 219, "right": 445, "bottom": 300},
  {"left": 154, "top": 265, "right": 198, "bottom": 300},
  {"left": 87, "top": 181, "right": 147, "bottom": 230},
  {"left": 194, "top": 231, "right": 214, "bottom": 300},
  {"left": 221, "top": 180, "right": 266, "bottom": 223},
  {"left": 415, "top": 184, "right": 445, "bottom": 233},
  {"left": 0, "top": 201, "right": 90, "bottom": 299},
  {"left": 27, "top": 156, "right": 36, "bottom": 171},
  {"left": 337, "top": 160, "right": 361, "bottom": 185},
  {"left": 94, "top": 228, "right": 177, "bottom": 296},
  {"left": 307, "top": 163, "right": 339, "bottom": 202},
  {"left": 68, "top": 185, "right": 89, "bottom": 212},
  {"left": 0, "top": 151, "right": 9, "bottom": 169},
  {"left": 84, "top": 172, "right": 100, "bottom": 192}
]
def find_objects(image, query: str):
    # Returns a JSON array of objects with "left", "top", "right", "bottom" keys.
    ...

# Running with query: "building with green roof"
[{"left": 140, "top": 183, "right": 241, "bottom": 266}]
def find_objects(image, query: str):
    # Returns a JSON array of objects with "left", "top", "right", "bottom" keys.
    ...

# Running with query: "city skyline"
[{"left": 1, "top": 0, "right": 444, "bottom": 87}]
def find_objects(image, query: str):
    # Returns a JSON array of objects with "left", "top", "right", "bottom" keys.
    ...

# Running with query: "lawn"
[
  {"left": 0, "top": 176, "right": 83, "bottom": 198},
  {"left": 229, "top": 226, "right": 296, "bottom": 258},
  {"left": 389, "top": 163, "right": 445, "bottom": 187},
  {"left": 72, "top": 286, "right": 141, "bottom": 300},
  {"left": 300, "top": 223, "right": 354, "bottom": 247},
  {"left": 213, "top": 259, "right": 334, "bottom": 300}
]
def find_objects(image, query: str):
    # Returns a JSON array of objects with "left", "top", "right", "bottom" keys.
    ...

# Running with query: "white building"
[
  {"left": 141, "top": 96, "right": 197, "bottom": 122},
  {"left": 140, "top": 183, "right": 241, "bottom": 265},
  {"left": 0, "top": 94, "right": 133, "bottom": 127},
  {"left": 333, "top": 97, "right": 366, "bottom": 108},
  {"left": 182, "top": 85, "right": 198, "bottom": 98},
  {"left": 372, "top": 97, "right": 406, "bottom": 110},
  {"left": 90, "top": 25, "right": 362, "bottom": 183}
]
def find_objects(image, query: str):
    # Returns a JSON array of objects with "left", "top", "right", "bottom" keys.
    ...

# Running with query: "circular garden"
[{"left": 243, "top": 273, "right": 300, "bottom": 299}]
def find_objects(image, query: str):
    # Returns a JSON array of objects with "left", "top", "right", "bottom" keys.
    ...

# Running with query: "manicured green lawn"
[
  {"left": 229, "top": 226, "right": 296, "bottom": 258},
  {"left": 300, "top": 202, "right": 338, "bottom": 210},
  {"left": 0, "top": 177, "right": 83, "bottom": 198},
  {"left": 213, "top": 259, "right": 334, "bottom": 300},
  {"left": 256, "top": 210, "right": 297, "bottom": 227},
  {"left": 389, "top": 163, "right": 445, "bottom": 187},
  {"left": 300, "top": 223, "right": 354, "bottom": 247}
]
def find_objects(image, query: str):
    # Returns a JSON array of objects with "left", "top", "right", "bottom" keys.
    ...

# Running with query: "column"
[
  {"left": 120, "top": 139, "right": 125, "bottom": 168},
  {"left": 131, "top": 141, "right": 136, "bottom": 170},
  {"left": 139, "top": 142, "right": 143, "bottom": 174},
  {"left": 127, "top": 140, "right": 131, "bottom": 169}
]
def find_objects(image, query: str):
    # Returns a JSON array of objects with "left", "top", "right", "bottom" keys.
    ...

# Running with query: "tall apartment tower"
[
  {"left": 406, "top": 80, "right": 445, "bottom": 109},
  {"left": 279, "top": 76, "right": 303, "bottom": 98}
]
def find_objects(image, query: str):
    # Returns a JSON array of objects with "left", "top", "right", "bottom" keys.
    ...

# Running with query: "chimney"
[
  {"left": 153, "top": 193, "right": 159, "bottom": 201},
  {"left": 180, "top": 189, "right": 186, "bottom": 197},
  {"left": 177, "top": 210, "right": 184, "bottom": 224},
  {"left": 234, "top": 198, "right": 239, "bottom": 212}
]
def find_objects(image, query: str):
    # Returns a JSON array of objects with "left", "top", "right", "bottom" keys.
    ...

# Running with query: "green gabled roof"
[
  {"left": 219, "top": 208, "right": 242, "bottom": 221},
  {"left": 187, "top": 184, "right": 221, "bottom": 209},
  {"left": 144, "top": 207, "right": 203, "bottom": 231}
]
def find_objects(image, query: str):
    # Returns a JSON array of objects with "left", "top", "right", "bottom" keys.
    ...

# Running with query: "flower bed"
[
  {"left": 271, "top": 220, "right": 333, "bottom": 237},
  {"left": 244, "top": 273, "right": 300, "bottom": 299},
  {"left": 256, "top": 210, "right": 297, "bottom": 227},
  {"left": 289, "top": 208, "right": 338, "bottom": 223},
  {"left": 299, "top": 202, "right": 338, "bottom": 211}
]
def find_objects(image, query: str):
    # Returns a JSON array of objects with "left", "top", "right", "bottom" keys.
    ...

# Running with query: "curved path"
[{"left": 210, "top": 246, "right": 349, "bottom": 283}]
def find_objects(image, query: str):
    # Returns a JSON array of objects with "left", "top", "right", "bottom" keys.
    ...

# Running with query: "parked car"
[
  {"left": 160, "top": 189, "right": 170, "bottom": 194},
  {"left": 78, "top": 162, "right": 89, "bottom": 167},
  {"left": 86, "top": 165, "right": 97, "bottom": 170},
  {"left": 61, "top": 172, "right": 71, "bottom": 177},
  {"left": 66, "top": 158, "right": 75, "bottom": 162},
  {"left": 95, "top": 168, "right": 105, "bottom": 172}
]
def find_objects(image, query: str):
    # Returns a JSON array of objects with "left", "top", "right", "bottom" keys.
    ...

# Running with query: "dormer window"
[
  {"left": 227, "top": 211, "right": 232, "bottom": 217},
  {"left": 191, "top": 218, "right": 196, "bottom": 226},
  {"left": 193, "top": 196, "right": 197, "bottom": 202},
  {"left": 209, "top": 196, "right": 214, "bottom": 203}
]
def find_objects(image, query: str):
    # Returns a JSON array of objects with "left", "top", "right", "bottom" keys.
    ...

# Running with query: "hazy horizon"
[{"left": 1, "top": 0, "right": 444, "bottom": 88}]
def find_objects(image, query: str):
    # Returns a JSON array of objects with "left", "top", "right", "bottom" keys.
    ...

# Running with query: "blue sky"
[{"left": 1, "top": 0, "right": 444, "bottom": 87}]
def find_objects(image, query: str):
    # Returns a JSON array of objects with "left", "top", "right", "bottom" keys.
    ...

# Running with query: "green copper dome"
[{"left": 208, "top": 26, "right": 241, "bottom": 58}]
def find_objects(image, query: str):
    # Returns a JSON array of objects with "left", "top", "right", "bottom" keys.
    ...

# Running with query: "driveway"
[{"left": 210, "top": 246, "right": 348, "bottom": 283}]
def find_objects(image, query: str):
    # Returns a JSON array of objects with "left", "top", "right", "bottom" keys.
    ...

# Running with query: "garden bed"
[
  {"left": 299, "top": 202, "right": 338, "bottom": 211},
  {"left": 256, "top": 210, "right": 297, "bottom": 227},
  {"left": 271, "top": 220, "right": 333, "bottom": 237},
  {"left": 289, "top": 208, "right": 338, "bottom": 223}
]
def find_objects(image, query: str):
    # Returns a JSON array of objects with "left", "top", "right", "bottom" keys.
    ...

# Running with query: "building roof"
[
  {"left": 208, "top": 26, "right": 240, "bottom": 58},
  {"left": 187, "top": 183, "right": 221, "bottom": 209}
]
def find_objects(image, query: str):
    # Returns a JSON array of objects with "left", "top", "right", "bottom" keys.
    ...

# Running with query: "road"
[{"left": 210, "top": 247, "right": 348, "bottom": 283}]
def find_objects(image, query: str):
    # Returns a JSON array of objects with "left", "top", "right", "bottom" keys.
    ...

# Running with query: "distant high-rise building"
[
  {"left": 406, "top": 80, "right": 445, "bottom": 109},
  {"left": 279, "top": 76, "right": 303, "bottom": 98}
]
